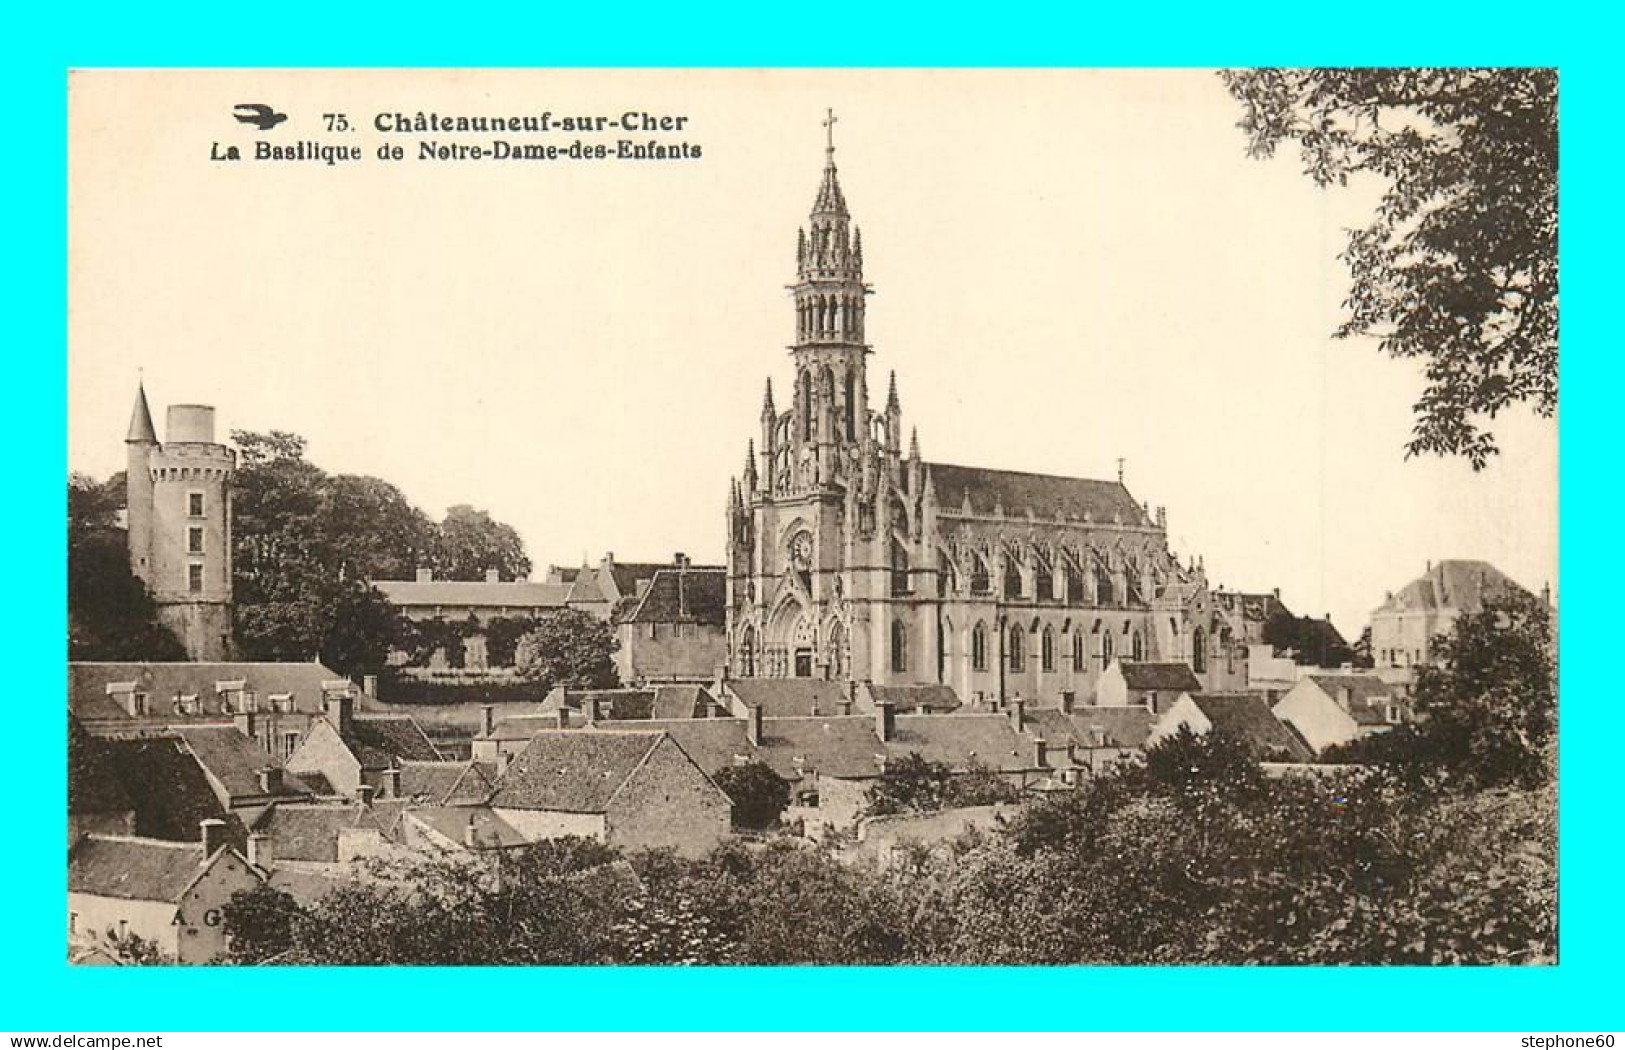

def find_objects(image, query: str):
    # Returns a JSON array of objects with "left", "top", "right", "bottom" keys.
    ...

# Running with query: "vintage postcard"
[{"left": 66, "top": 69, "right": 1557, "bottom": 966}]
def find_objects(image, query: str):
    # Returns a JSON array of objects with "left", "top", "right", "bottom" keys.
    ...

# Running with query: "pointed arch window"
[
  {"left": 1095, "top": 565, "right": 1115, "bottom": 607},
  {"left": 1100, "top": 630, "right": 1114, "bottom": 668},
  {"left": 1009, "top": 625, "right": 1026, "bottom": 672},
  {"left": 845, "top": 371, "right": 857, "bottom": 441},
  {"left": 972, "top": 622, "right": 989, "bottom": 672},
  {"left": 1004, "top": 557, "right": 1024, "bottom": 601},
  {"left": 1041, "top": 626, "right": 1055, "bottom": 672},
  {"left": 1034, "top": 557, "right": 1054, "bottom": 602},
  {"left": 1071, "top": 629, "right": 1086, "bottom": 670},
  {"left": 891, "top": 620, "right": 908, "bottom": 674},
  {"left": 739, "top": 627, "right": 757, "bottom": 677},
  {"left": 891, "top": 539, "right": 911, "bottom": 597},
  {"left": 1192, "top": 627, "right": 1207, "bottom": 674},
  {"left": 970, "top": 555, "right": 991, "bottom": 596},
  {"left": 1066, "top": 562, "right": 1085, "bottom": 604},
  {"left": 1131, "top": 629, "right": 1145, "bottom": 662}
]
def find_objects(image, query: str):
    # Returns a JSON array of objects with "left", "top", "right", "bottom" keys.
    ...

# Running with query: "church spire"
[
  {"left": 126, "top": 379, "right": 157, "bottom": 444},
  {"left": 812, "top": 108, "right": 847, "bottom": 218}
]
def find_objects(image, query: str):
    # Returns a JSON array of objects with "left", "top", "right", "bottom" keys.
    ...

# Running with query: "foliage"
[
  {"left": 432, "top": 504, "right": 532, "bottom": 582},
  {"left": 102, "top": 930, "right": 171, "bottom": 966},
  {"left": 513, "top": 609, "right": 620, "bottom": 691},
  {"left": 1222, "top": 69, "right": 1556, "bottom": 468},
  {"left": 394, "top": 614, "right": 541, "bottom": 670},
  {"left": 67, "top": 473, "right": 186, "bottom": 661},
  {"left": 711, "top": 762, "right": 791, "bottom": 830},
  {"left": 1369, "top": 590, "right": 1553, "bottom": 791},
  {"left": 863, "top": 753, "right": 1020, "bottom": 817},
  {"left": 1261, "top": 609, "right": 1355, "bottom": 667},
  {"left": 220, "top": 883, "right": 302, "bottom": 964}
]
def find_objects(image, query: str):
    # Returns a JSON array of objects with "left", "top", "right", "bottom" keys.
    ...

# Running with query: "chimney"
[
  {"left": 199, "top": 818, "right": 227, "bottom": 857},
  {"left": 554, "top": 708, "right": 570, "bottom": 730},
  {"left": 233, "top": 710, "right": 258, "bottom": 741},
  {"left": 485, "top": 568, "right": 500, "bottom": 583},
  {"left": 1034, "top": 738, "right": 1049, "bottom": 768},
  {"left": 674, "top": 552, "right": 689, "bottom": 569},
  {"left": 256, "top": 766, "right": 284, "bottom": 795},
  {"left": 480, "top": 704, "right": 497, "bottom": 737},
  {"left": 875, "top": 701, "right": 896, "bottom": 743},
  {"left": 247, "top": 831, "right": 272, "bottom": 869},
  {"left": 747, "top": 704, "right": 765, "bottom": 746},
  {"left": 464, "top": 815, "right": 479, "bottom": 850},
  {"left": 385, "top": 765, "right": 402, "bottom": 799},
  {"left": 416, "top": 566, "right": 433, "bottom": 583},
  {"left": 1336, "top": 685, "right": 1353, "bottom": 711},
  {"left": 362, "top": 674, "right": 378, "bottom": 699},
  {"left": 589, "top": 697, "right": 606, "bottom": 722},
  {"left": 1061, "top": 690, "right": 1076, "bottom": 715},
  {"left": 322, "top": 684, "right": 355, "bottom": 738},
  {"left": 1010, "top": 698, "right": 1026, "bottom": 733},
  {"left": 356, "top": 784, "right": 375, "bottom": 808}
]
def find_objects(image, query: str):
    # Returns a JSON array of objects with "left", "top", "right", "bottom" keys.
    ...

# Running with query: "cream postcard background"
[{"left": 67, "top": 69, "right": 1558, "bottom": 636}]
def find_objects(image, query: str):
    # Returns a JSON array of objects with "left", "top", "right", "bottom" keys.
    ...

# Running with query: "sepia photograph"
[{"left": 65, "top": 68, "right": 1557, "bottom": 968}]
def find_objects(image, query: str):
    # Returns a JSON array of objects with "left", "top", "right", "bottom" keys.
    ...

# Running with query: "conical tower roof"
[{"left": 126, "top": 381, "right": 157, "bottom": 443}]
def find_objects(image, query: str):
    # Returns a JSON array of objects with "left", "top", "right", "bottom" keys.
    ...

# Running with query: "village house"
[
  {"left": 168, "top": 725, "right": 318, "bottom": 811},
  {"left": 247, "top": 800, "right": 404, "bottom": 868},
  {"left": 487, "top": 729, "right": 732, "bottom": 857},
  {"left": 1093, "top": 660, "right": 1202, "bottom": 714},
  {"left": 1147, "top": 692, "right": 1315, "bottom": 762},
  {"left": 612, "top": 558, "right": 729, "bottom": 684},
  {"left": 1369, "top": 559, "right": 1535, "bottom": 686},
  {"left": 1272, "top": 673, "right": 1407, "bottom": 754},
  {"left": 284, "top": 687, "right": 443, "bottom": 798},
  {"left": 398, "top": 806, "right": 528, "bottom": 854},
  {"left": 68, "top": 819, "right": 264, "bottom": 964}
]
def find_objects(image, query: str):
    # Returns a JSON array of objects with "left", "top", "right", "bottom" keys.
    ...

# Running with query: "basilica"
[{"left": 725, "top": 120, "right": 1240, "bottom": 704}]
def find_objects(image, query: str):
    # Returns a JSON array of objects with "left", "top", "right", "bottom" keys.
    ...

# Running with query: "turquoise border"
[{"left": 9, "top": 0, "right": 1612, "bottom": 1031}]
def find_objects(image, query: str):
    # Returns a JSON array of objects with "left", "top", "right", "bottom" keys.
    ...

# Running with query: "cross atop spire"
[
  {"left": 823, "top": 108, "right": 838, "bottom": 159},
  {"left": 811, "top": 109, "right": 847, "bottom": 218}
]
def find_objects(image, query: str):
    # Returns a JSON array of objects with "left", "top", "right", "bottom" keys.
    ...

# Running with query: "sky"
[{"left": 67, "top": 69, "right": 1558, "bottom": 639}]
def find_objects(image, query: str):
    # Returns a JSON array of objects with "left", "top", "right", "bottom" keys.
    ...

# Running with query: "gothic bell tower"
[{"left": 787, "top": 110, "right": 873, "bottom": 474}]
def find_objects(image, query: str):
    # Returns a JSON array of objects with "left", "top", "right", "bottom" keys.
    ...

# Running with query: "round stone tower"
[{"left": 126, "top": 387, "right": 236, "bottom": 660}]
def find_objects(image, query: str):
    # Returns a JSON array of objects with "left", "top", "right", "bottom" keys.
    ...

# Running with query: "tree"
[
  {"left": 712, "top": 762, "right": 791, "bottom": 829},
  {"left": 1408, "top": 590, "right": 1556, "bottom": 790},
  {"left": 67, "top": 472, "right": 186, "bottom": 660},
  {"left": 221, "top": 883, "right": 302, "bottom": 964},
  {"left": 229, "top": 430, "right": 408, "bottom": 676},
  {"left": 863, "top": 753, "right": 1018, "bottom": 817},
  {"left": 433, "top": 504, "right": 532, "bottom": 582},
  {"left": 1222, "top": 69, "right": 1556, "bottom": 468},
  {"left": 513, "top": 609, "right": 620, "bottom": 691}
]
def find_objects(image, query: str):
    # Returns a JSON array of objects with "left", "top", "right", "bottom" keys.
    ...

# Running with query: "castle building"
[
  {"left": 125, "top": 383, "right": 235, "bottom": 661},
  {"left": 724, "top": 120, "right": 1216, "bottom": 704}
]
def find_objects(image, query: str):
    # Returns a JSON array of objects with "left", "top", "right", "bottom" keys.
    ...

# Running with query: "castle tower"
[{"left": 126, "top": 386, "right": 236, "bottom": 661}]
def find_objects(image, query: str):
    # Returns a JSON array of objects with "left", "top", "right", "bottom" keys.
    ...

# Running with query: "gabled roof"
[
  {"left": 758, "top": 716, "right": 887, "bottom": 779},
  {"left": 865, "top": 683, "right": 961, "bottom": 713},
  {"left": 344, "top": 716, "right": 443, "bottom": 769},
  {"left": 1064, "top": 706, "right": 1155, "bottom": 749},
  {"left": 407, "top": 806, "right": 527, "bottom": 850},
  {"left": 1187, "top": 694, "right": 1314, "bottom": 762},
  {"left": 926, "top": 462, "right": 1151, "bottom": 525},
  {"left": 488, "top": 730, "right": 666, "bottom": 813},
  {"left": 78, "top": 734, "right": 243, "bottom": 843},
  {"left": 545, "top": 688, "right": 657, "bottom": 721},
  {"left": 396, "top": 760, "right": 493, "bottom": 805},
  {"left": 371, "top": 579, "right": 571, "bottom": 610},
  {"left": 1117, "top": 661, "right": 1202, "bottom": 693},
  {"left": 619, "top": 568, "right": 727, "bottom": 626},
  {"left": 250, "top": 802, "right": 395, "bottom": 863},
  {"left": 69, "top": 835, "right": 213, "bottom": 902},
  {"left": 1374, "top": 559, "right": 1528, "bottom": 615},
  {"left": 649, "top": 684, "right": 715, "bottom": 720},
  {"left": 69, "top": 661, "right": 341, "bottom": 722},
  {"left": 170, "top": 726, "right": 314, "bottom": 803},
  {"left": 589, "top": 719, "right": 755, "bottom": 776},
  {"left": 725, "top": 679, "right": 851, "bottom": 718},
  {"left": 888, "top": 714, "right": 1032, "bottom": 773},
  {"left": 1306, "top": 674, "right": 1393, "bottom": 704},
  {"left": 483, "top": 714, "right": 566, "bottom": 742}
]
